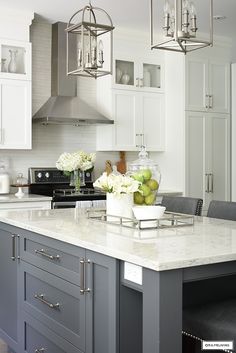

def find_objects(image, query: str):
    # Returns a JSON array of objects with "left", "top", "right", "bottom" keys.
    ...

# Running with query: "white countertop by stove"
[
  {"left": 0, "top": 194, "right": 52, "bottom": 203},
  {"left": 0, "top": 208, "right": 236, "bottom": 272}
]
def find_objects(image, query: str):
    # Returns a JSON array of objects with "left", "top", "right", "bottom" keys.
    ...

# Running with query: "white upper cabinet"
[
  {"left": 0, "top": 79, "right": 32, "bottom": 149},
  {"left": 0, "top": 39, "right": 31, "bottom": 80},
  {"left": 96, "top": 36, "right": 165, "bottom": 152},
  {"left": 186, "top": 57, "right": 230, "bottom": 114},
  {"left": 96, "top": 89, "right": 165, "bottom": 151},
  {"left": 114, "top": 54, "right": 163, "bottom": 93}
]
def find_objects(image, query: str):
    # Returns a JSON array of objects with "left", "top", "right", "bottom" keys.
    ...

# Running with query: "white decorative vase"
[{"left": 106, "top": 193, "right": 134, "bottom": 219}]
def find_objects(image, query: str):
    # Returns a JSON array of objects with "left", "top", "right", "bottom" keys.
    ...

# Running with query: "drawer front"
[
  {"left": 22, "top": 312, "right": 83, "bottom": 353},
  {"left": 21, "top": 262, "right": 86, "bottom": 351},
  {"left": 20, "top": 231, "right": 85, "bottom": 285}
]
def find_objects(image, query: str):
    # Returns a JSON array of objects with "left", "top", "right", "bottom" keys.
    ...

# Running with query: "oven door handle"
[{"left": 52, "top": 201, "right": 76, "bottom": 209}]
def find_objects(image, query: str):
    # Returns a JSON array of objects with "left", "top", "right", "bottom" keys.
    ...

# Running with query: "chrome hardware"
[
  {"left": 34, "top": 294, "right": 60, "bottom": 309},
  {"left": 80, "top": 259, "right": 91, "bottom": 295},
  {"left": 45, "top": 172, "right": 50, "bottom": 178},
  {"left": 139, "top": 78, "right": 144, "bottom": 87},
  {"left": 205, "top": 174, "right": 209, "bottom": 193},
  {"left": 209, "top": 95, "right": 213, "bottom": 108},
  {"left": 35, "top": 249, "right": 60, "bottom": 261},
  {"left": 205, "top": 95, "right": 209, "bottom": 109},
  {"left": 135, "top": 133, "right": 145, "bottom": 148},
  {"left": 136, "top": 78, "right": 139, "bottom": 87},
  {"left": 35, "top": 348, "right": 45, "bottom": 353},
  {"left": 209, "top": 173, "right": 213, "bottom": 193},
  {"left": 11, "top": 235, "right": 16, "bottom": 261},
  {"left": 37, "top": 172, "right": 42, "bottom": 179}
]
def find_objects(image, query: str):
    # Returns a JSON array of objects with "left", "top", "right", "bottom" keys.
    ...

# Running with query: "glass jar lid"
[{"left": 15, "top": 173, "right": 28, "bottom": 186}]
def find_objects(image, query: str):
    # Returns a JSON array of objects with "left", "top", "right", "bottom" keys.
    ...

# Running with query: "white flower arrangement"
[
  {"left": 56, "top": 151, "right": 96, "bottom": 173},
  {"left": 93, "top": 172, "right": 140, "bottom": 195}
]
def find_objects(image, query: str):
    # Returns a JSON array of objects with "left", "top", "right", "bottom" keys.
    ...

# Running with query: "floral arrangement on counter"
[
  {"left": 93, "top": 172, "right": 140, "bottom": 195},
  {"left": 56, "top": 150, "right": 96, "bottom": 192},
  {"left": 56, "top": 150, "right": 96, "bottom": 174}
]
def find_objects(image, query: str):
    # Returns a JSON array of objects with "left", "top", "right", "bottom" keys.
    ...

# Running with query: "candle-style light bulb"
[
  {"left": 77, "top": 39, "right": 82, "bottom": 67},
  {"left": 91, "top": 36, "right": 97, "bottom": 68},
  {"left": 170, "top": 5, "right": 175, "bottom": 35},
  {"left": 182, "top": 0, "right": 190, "bottom": 35},
  {"left": 190, "top": 1, "right": 197, "bottom": 33},
  {"left": 163, "top": 0, "right": 171, "bottom": 36},
  {"left": 98, "top": 39, "right": 104, "bottom": 66}
]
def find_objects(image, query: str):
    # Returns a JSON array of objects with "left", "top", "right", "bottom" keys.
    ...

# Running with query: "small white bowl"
[{"left": 132, "top": 205, "right": 166, "bottom": 220}]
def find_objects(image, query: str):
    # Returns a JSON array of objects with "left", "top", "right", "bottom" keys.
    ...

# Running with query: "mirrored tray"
[{"left": 87, "top": 209, "right": 194, "bottom": 230}]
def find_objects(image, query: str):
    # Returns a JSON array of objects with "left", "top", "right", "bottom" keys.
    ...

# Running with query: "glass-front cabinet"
[
  {"left": 0, "top": 39, "right": 31, "bottom": 80},
  {"left": 114, "top": 56, "right": 163, "bottom": 92}
]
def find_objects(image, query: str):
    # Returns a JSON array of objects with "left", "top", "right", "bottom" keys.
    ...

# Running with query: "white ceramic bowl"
[{"left": 132, "top": 205, "right": 166, "bottom": 220}]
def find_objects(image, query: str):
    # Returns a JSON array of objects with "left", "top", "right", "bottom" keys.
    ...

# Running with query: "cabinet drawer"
[
  {"left": 22, "top": 311, "right": 83, "bottom": 353},
  {"left": 20, "top": 231, "right": 85, "bottom": 285},
  {"left": 21, "top": 262, "right": 86, "bottom": 351}
]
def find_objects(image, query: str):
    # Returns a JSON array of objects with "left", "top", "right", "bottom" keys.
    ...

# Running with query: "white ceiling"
[{"left": 1, "top": 0, "right": 236, "bottom": 39}]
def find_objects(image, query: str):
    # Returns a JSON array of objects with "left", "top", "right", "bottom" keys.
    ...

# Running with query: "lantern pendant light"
[
  {"left": 66, "top": 1, "right": 114, "bottom": 78},
  {"left": 150, "top": 0, "right": 213, "bottom": 54}
]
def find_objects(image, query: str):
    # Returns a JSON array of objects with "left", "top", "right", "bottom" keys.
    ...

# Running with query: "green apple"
[
  {"left": 132, "top": 173, "right": 144, "bottom": 183},
  {"left": 146, "top": 179, "right": 159, "bottom": 191},
  {"left": 134, "top": 192, "right": 145, "bottom": 205},
  {"left": 144, "top": 192, "right": 156, "bottom": 205},
  {"left": 139, "top": 184, "right": 151, "bottom": 197},
  {"left": 141, "top": 169, "right": 152, "bottom": 181}
]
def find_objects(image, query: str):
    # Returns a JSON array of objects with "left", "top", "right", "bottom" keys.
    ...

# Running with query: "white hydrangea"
[
  {"left": 93, "top": 172, "right": 140, "bottom": 195},
  {"left": 56, "top": 151, "right": 96, "bottom": 172}
]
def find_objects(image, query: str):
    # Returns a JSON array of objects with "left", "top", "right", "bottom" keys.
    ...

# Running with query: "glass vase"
[
  {"left": 8, "top": 50, "right": 18, "bottom": 73},
  {"left": 70, "top": 170, "right": 85, "bottom": 192}
]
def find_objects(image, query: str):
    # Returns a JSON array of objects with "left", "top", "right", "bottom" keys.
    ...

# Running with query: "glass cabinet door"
[
  {"left": 0, "top": 40, "right": 31, "bottom": 80},
  {"left": 142, "top": 63, "right": 161, "bottom": 90},
  {"left": 115, "top": 59, "right": 135, "bottom": 87}
]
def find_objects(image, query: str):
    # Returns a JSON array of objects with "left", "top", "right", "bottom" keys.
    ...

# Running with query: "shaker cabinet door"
[{"left": 0, "top": 79, "right": 31, "bottom": 149}]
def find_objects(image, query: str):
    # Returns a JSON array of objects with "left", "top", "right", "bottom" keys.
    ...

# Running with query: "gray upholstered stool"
[
  {"left": 161, "top": 196, "right": 203, "bottom": 216},
  {"left": 207, "top": 200, "right": 236, "bottom": 221}
]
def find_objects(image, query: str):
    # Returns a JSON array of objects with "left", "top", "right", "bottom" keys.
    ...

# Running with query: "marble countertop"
[
  {"left": 0, "top": 208, "right": 236, "bottom": 271},
  {"left": 0, "top": 194, "right": 52, "bottom": 203}
]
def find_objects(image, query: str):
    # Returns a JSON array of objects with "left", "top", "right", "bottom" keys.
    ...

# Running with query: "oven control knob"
[
  {"left": 37, "top": 172, "right": 42, "bottom": 179},
  {"left": 45, "top": 172, "right": 50, "bottom": 179}
]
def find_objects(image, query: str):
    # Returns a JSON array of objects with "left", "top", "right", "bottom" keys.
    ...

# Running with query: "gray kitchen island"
[{"left": 0, "top": 208, "right": 236, "bottom": 353}]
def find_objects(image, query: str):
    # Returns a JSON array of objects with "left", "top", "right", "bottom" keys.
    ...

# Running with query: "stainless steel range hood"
[{"left": 33, "top": 22, "right": 113, "bottom": 126}]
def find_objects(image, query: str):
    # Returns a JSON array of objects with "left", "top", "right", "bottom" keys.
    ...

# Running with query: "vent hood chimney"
[{"left": 33, "top": 22, "right": 113, "bottom": 126}]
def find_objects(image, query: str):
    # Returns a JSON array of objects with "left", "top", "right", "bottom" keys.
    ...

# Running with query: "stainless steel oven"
[{"left": 28, "top": 168, "right": 106, "bottom": 209}]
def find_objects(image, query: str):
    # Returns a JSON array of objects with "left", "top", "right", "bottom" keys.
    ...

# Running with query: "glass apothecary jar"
[{"left": 128, "top": 146, "right": 161, "bottom": 205}]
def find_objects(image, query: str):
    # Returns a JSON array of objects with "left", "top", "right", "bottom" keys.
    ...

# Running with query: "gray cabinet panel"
[
  {"left": 0, "top": 226, "right": 19, "bottom": 352},
  {"left": 20, "top": 231, "right": 85, "bottom": 285},
  {"left": 23, "top": 311, "right": 83, "bottom": 353},
  {"left": 86, "top": 250, "right": 119, "bottom": 353},
  {"left": 21, "top": 262, "right": 85, "bottom": 351}
]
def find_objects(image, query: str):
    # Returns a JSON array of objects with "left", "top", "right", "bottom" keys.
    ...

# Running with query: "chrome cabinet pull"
[
  {"left": 80, "top": 259, "right": 91, "bottom": 295},
  {"left": 35, "top": 348, "right": 45, "bottom": 353},
  {"left": 205, "top": 95, "right": 209, "bottom": 109},
  {"left": 34, "top": 294, "right": 60, "bottom": 309},
  {"left": 209, "top": 95, "right": 213, "bottom": 108},
  {"left": 209, "top": 173, "right": 213, "bottom": 193},
  {"left": 35, "top": 248, "right": 60, "bottom": 261},
  {"left": 135, "top": 133, "right": 145, "bottom": 148},
  {"left": 11, "top": 235, "right": 16, "bottom": 261},
  {"left": 136, "top": 78, "right": 139, "bottom": 87},
  {"left": 205, "top": 174, "right": 209, "bottom": 193}
]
